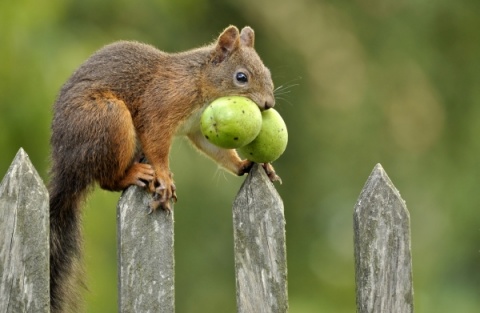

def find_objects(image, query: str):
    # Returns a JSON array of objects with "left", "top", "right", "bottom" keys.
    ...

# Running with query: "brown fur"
[{"left": 49, "top": 25, "right": 275, "bottom": 312}]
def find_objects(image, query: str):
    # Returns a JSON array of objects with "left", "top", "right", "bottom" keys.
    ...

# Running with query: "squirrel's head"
[{"left": 204, "top": 26, "right": 275, "bottom": 110}]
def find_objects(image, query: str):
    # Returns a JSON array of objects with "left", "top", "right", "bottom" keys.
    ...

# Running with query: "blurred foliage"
[{"left": 1, "top": 0, "right": 480, "bottom": 312}]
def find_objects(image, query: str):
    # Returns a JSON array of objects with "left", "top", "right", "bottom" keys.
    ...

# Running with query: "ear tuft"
[{"left": 240, "top": 26, "right": 255, "bottom": 48}]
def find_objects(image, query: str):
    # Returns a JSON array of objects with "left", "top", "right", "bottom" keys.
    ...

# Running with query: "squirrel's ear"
[
  {"left": 240, "top": 27, "right": 255, "bottom": 48},
  {"left": 213, "top": 25, "right": 240, "bottom": 64}
]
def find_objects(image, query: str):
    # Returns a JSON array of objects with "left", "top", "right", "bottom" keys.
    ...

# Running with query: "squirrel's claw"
[
  {"left": 263, "top": 163, "right": 282, "bottom": 184},
  {"left": 171, "top": 185, "right": 178, "bottom": 203},
  {"left": 115, "top": 162, "right": 155, "bottom": 190},
  {"left": 149, "top": 175, "right": 176, "bottom": 214},
  {"left": 238, "top": 160, "right": 254, "bottom": 176},
  {"left": 239, "top": 161, "right": 282, "bottom": 183},
  {"left": 148, "top": 199, "right": 173, "bottom": 215}
]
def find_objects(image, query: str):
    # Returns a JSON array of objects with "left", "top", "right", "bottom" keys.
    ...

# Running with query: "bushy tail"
[{"left": 49, "top": 170, "right": 90, "bottom": 313}]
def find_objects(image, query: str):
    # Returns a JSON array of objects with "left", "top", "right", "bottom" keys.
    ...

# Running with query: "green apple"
[
  {"left": 200, "top": 96, "right": 262, "bottom": 149},
  {"left": 238, "top": 108, "right": 288, "bottom": 163}
]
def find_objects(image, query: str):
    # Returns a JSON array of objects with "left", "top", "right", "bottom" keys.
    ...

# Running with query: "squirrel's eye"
[{"left": 235, "top": 72, "right": 248, "bottom": 84}]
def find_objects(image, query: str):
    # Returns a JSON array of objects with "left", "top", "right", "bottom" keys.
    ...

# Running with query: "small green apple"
[
  {"left": 238, "top": 108, "right": 288, "bottom": 163},
  {"left": 200, "top": 96, "right": 262, "bottom": 149}
]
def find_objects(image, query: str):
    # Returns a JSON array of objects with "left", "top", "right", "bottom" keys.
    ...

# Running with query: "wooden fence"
[{"left": 0, "top": 148, "right": 413, "bottom": 312}]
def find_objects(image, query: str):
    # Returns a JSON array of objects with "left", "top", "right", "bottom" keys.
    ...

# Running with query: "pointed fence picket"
[{"left": 354, "top": 164, "right": 414, "bottom": 313}]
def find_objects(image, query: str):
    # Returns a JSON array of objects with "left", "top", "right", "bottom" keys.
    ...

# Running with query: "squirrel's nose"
[{"left": 264, "top": 96, "right": 275, "bottom": 109}]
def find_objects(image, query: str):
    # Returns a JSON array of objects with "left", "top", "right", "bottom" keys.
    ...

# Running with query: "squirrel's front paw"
[
  {"left": 263, "top": 163, "right": 282, "bottom": 184},
  {"left": 148, "top": 172, "right": 177, "bottom": 213},
  {"left": 237, "top": 160, "right": 254, "bottom": 176}
]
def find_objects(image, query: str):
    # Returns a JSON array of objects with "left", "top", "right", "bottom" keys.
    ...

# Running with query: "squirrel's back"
[{"left": 56, "top": 41, "right": 165, "bottom": 110}]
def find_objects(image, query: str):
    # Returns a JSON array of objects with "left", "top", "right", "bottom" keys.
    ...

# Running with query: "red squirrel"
[{"left": 49, "top": 25, "right": 278, "bottom": 312}]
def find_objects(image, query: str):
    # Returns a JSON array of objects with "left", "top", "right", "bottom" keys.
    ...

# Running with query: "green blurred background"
[{"left": 1, "top": 0, "right": 479, "bottom": 312}]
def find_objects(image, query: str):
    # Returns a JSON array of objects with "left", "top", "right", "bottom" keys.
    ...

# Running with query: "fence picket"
[
  {"left": 117, "top": 186, "right": 175, "bottom": 313},
  {"left": 0, "top": 148, "right": 50, "bottom": 313},
  {"left": 232, "top": 164, "right": 288, "bottom": 313},
  {"left": 354, "top": 164, "right": 414, "bottom": 313}
]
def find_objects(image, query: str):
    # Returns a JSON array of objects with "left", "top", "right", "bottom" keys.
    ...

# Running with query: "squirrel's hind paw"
[
  {"left": 148, "top": 174, "right": 177, "bottom": 213},
  {"left": 148, "top": 198, "right": 174, "bottom": 215}
]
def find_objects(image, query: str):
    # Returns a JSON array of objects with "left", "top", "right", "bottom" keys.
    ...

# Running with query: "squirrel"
[{"left": 49, "top": 25, "right": 279, "bottom": 312}]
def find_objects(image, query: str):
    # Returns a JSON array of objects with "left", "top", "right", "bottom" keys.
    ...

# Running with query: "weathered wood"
[
  {"left": 354, "top": 164, "right": 414, "bottom": 313},
  {"left": 232, "top": 164, "right": 288, "bottom": 313},
  {"left": 117, "top": 186, "right": 175, "bottom": 313},
  {"left": 0, "top": 148, "right": 50, "bottom": 313}
]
